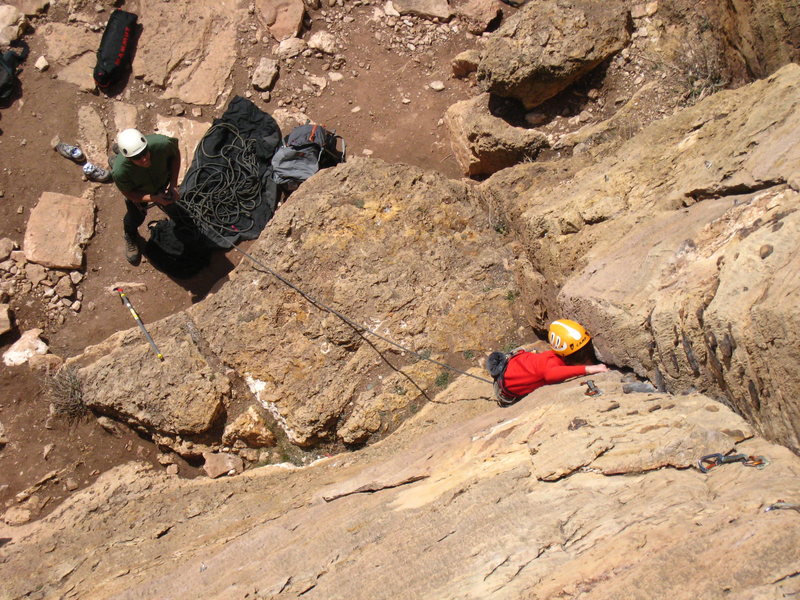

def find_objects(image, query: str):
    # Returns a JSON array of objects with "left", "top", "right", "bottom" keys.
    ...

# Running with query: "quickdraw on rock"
[
  {"left": 697, "top": 453, "right": 769, "bottom": 473},
  {"left": 582, "top": 380, "right": 602, "bottom": 397}
]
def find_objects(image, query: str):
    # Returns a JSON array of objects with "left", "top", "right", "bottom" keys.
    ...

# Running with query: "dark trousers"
[{"left": 123, "top": 199, "right": 181, "bottom": 240}]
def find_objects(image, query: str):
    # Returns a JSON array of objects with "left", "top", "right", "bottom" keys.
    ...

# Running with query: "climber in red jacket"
[{"left": 486, "top": 319, "right": 609, "bottom": 406}]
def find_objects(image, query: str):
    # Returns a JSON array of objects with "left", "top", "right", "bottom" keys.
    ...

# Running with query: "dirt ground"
[
  {"left": 0, "top": 1, "right": 485, "bottom": 520},
  {"left": 0, "top": 0, "right": 701, "bottom": 522}
]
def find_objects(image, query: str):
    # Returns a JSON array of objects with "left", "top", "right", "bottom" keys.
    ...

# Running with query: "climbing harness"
[
  {"left": 582, "top": 380, "right": 602, "bottom": 397},
  {"left": 697, "top": 452, "right": 769, "bottom": 473},
  {"left": 115, "top": 287, "right": 164, "bottom": 361}
]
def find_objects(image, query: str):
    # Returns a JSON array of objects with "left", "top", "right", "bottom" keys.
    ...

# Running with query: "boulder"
[
  {"left": 0, "top": 237, "right": 15, "bottom": 261},
  {"left": 222, "top": 406, "right": 276, "bottom": 448},
  {"left": 444, "top": 93, "right": 549, "bottom": 176},
  {"left": 451, "top": 0, "right": 502, "bottom": 35},
  {"left": 275, "top": 36, "right": 307, "bottom": 59},
  {"left": 308, "top": 30, "right": 337, "bottom": 54},
  {"left": 69, "top": 317, "right": 229, "bottom": 439},
  {"left": 132, "top": 1, "right": 243, "bottom": 105},
  {"left": 480, "top": 63, "right": 800, "bottom": 451},
  {"left": 271, "top": 108, "right": 311, "bottom": 134},
  {"left": 28, "top": 353, "right": 63, "bottom": 373},
  {"left": 202, "top": 452, "right": 244, "bottom": 478},
  {"left": 0, "top": 303, "right": 11, "bottom": 336},
  {"left": 252, "top": 57, "right": 280, "bottom": 91},
  {"left": 23, "top": 192, "right": 95, "bottom": 269},
  {"left": 0, "top": 4, "right": 25, "bottom": 46},
  {"left": 451, "top": 49, "right": 480, "bottom": 78},
  {"left": 477, "top": 0, "right": 630, "bottom": 109},
  {"left": 70, "top": 158, "right": 527, "bottom": 448},
  {"left": 255, "top": 0, "right": 305, "bottom": 41},
  {"left": 391, "top": 0, "right": 451, "bottom": 20},
  {"left": 3, "top": 329, "right": 48, "bottom": 366}
]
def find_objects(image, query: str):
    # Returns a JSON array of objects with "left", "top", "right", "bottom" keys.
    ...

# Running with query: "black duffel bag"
[{"left": 93, "top": 9, "right": 137, "bottom": 90}]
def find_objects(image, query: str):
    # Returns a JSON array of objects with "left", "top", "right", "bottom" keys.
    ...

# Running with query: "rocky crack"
[{"left": 686, "top": 177, "right": 785, "bottom": 202}]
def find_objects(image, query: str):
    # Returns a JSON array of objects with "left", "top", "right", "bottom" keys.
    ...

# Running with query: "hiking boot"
[
  {"left": 83, "top": 162, "right": 113, "bottom": 183},
  {"left": 54, "top": 142, "right": 86, "bottom": 164},
  {"left": 124, "top": 234, "right": 141, "bottom": 266}
]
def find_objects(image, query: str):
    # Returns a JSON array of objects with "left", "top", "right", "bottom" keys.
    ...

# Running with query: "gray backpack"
[{"left": 271, "top": 123, "right": 345, "bottom": 190}]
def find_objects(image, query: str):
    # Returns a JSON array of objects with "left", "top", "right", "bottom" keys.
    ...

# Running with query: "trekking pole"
[{"left": 114, "top": 287, "right": 164, "bottom": 361}]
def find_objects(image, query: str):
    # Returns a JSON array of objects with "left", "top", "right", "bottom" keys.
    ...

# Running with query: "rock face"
[
  {"left": 23, "top": 192, "right": 95, "bottom": 269},
  {"left": 477, "top": 0, "right": 630, "bottom": 109},
  {"left": 481, "top": 63, "right": 800, "bottom": 452},
  {"left": 445, "top": 93, "right": 550, "bottom": 176},
  {"left": 2, "top": 375, "right": 799, "bottom": 599},
  {"left": 67, "top": 158, "right": 527, "bottom": 450}
]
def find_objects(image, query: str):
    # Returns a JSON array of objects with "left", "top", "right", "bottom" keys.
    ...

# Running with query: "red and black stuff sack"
[{"left": 93, "top": 9, "right": 137, "bottom": 90}]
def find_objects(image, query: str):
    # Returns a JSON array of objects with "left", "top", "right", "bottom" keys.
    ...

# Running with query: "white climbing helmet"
[{"left": 117, "top": 128, "right": 148, "bottom": 158}]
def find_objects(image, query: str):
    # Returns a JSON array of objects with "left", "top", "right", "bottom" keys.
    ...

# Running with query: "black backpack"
[
  {"left": 0, "top": 51, "right": 21, "bottom": 102},
  {"left": 271, "top": 123, "right": 346, "bottom": 190},
  {"left": 144, "top": 219, "right": 211, "bottom": 280},
  {"left": 93, "top": 9, "right": 137, "bottom": 90}
]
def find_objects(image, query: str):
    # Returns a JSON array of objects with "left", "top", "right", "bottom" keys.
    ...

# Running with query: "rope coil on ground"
[{"left": 177, "top": 122, "right": 264, "bottom": 238}]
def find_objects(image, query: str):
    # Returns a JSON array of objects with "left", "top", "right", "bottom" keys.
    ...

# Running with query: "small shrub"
[
  {"left": 462, "top": 350, "right": 475, "bottom": 360},
  {"left": 435, "top": 371, "right": 451, "bottom": 388},
  {"left": 45, "top": 367, "right": 89, "bottom": 422},
  {"left": 506, "top": 289, "right": 520, "bottom": 302}
]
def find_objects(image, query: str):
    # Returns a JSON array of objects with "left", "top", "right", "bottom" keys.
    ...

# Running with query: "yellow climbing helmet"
[{"left": 548, "top": 319, "right": 591, "bottom": 356}]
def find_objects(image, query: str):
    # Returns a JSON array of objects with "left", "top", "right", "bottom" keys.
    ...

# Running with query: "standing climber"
[
  {"left": 486, "top": 319, "right": 609, "bottom": 406},
  {"left": 111, "top": 128, "right": 181, "bottom": 265}
]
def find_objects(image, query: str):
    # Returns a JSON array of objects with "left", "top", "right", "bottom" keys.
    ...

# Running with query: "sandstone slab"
[
  {"left": 77, "top": 105, "right": 108, "bottom": 166},
  {"left": 392, "top": 0, "right": 451, "bottom": 20},
  {"left": 132, "top": 1, "right": 243, "bottom": 106},
  {"left": 445, "top": 93, "right": 549, "bottom": 176},
  {"left": 55, "top": 52, "right": 96, "bottom": 92},
  {"left": 41, "top": 22, "right": 97, "bottom": 65},
  {"left": 452, "top": 0, "right": 502, "bottom": 35},
  {"left": 24, "top": 192, "right": 95, "bottom": 269},
  {"left": 477, "top": 0, "right": 630, "bottom": 109}
]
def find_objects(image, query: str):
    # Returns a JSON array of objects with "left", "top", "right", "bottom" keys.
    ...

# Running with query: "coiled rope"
[{"left": 177, "top": 122, "right": 264, "bottom": 238}]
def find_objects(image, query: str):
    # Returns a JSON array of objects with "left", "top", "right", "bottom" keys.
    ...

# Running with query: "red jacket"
[{"left": 501, "top": 350, "right": 587, "bottom": 397}]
